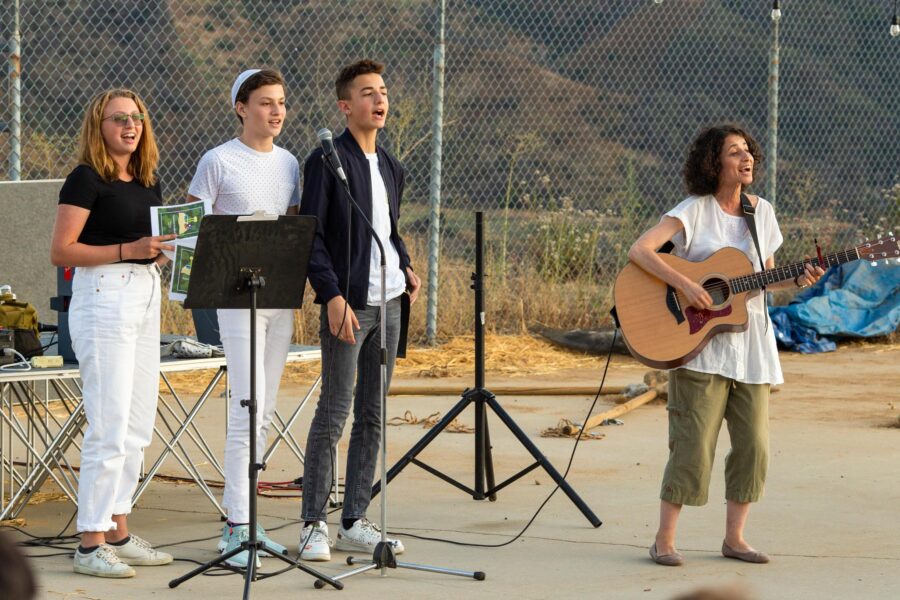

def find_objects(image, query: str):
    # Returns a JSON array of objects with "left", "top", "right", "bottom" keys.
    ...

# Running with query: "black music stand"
[
  {"left": 371, "top": 212, "right": 601, "bottom": 527},
  {"left": 169, "top": 213, "right": 342, "bottom": 597}
]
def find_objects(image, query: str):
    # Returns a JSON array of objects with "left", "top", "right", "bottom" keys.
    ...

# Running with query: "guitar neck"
[{"left": 729, "top": 247, "right": 860, "bottom": 293}]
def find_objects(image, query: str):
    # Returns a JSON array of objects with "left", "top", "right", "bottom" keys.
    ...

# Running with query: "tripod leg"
[
  {"left": 263, "top": 542, "right": 343, "bottom": 589},
  {"left": 486, "top": 395, "right": 601, "bottom": 527},
  {"left": 396, "top": 560, "right": 486, "bottom": 580},
  {"left": 482, "top": 409, "right": 497, "bottom": 502},
  {"left": 168, "top": 544, "right": 247, "bottom": 588},
  {"left": 371, "top": 391, "right": 473, "bottom": 498},
  {"left": 474, "top": 394, "right": 486, "bottom": 499},
  {"left": 242, "top": 547, "right": 257, "bottom": 600}
]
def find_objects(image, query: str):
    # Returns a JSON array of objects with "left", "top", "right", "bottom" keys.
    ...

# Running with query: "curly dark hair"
[
  {"left": 336, "top": 59, "right": 385, "bottom": 100},
  {"left": 683, "top": 124, "right": 763, "bottom": 196}
]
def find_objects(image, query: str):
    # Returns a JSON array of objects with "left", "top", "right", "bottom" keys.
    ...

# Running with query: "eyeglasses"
[{"left": 102, "top": 112, "right": 145, "bottom": 125}]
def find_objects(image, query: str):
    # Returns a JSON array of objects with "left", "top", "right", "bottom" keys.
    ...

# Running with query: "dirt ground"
[{"left": 5, "top": 343, "right": 899, "bottom": 599}]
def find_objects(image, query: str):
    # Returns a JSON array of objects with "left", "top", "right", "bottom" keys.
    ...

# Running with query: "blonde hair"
[{"left": 77, "top": 89, "right": 158, "bottom": 187}]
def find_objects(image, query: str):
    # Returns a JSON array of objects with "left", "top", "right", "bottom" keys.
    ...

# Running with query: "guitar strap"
[
  {"left": 740, "top": 193, "right": 767, "bottom": 282},
  {"left": 740, "top": 192, "right": 772, "bottom": 333}
]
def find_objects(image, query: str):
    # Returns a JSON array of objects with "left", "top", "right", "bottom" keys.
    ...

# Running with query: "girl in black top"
[{"left": 50, "top": 89, "right": 175, "bottom": 578}]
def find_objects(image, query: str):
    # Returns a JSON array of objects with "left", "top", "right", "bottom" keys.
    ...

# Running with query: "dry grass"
[
  {"left": 161, "top": 334, "right": 603, "bottom": 394},
  {"left": 159, "top": 234, "right": 616, "bottom": 345}
]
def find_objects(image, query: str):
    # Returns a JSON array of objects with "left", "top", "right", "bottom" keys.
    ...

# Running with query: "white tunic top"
[
  {"left": 188, "top": 138, "right": 300, "bottom": 215},
  {"left": 666, "top": 195, "right": 784, "bottom": 385}
]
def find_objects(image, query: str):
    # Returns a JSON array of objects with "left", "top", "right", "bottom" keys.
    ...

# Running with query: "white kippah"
[{"left": 231, "top": 69, "right": 262, "bottom": 107}]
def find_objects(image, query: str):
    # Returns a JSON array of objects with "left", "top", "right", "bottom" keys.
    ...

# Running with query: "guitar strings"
[{"left": 666, "top": 245, "right": 868, "bottom": 310}]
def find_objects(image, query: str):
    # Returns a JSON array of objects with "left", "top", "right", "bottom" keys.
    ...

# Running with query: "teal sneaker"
[
  {"left": 256, "top": 524, "right": 288, "bottom": 557},
  {"left": 222, "top": 524, "right": 261, "bottom": 569},
  {"left": 217, "top": 523, "right": 231, "bottom": 552},
  {"left": 219, "top": 523, "right": 287, "bottom": 558}
]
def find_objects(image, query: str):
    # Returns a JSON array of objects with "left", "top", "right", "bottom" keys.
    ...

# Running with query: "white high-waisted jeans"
[
  {"left": 69, "top": 263, "right": 161, "bottom": 533},
  {"left": 218, "top": 308, "right": 294, "bottom": 523}
]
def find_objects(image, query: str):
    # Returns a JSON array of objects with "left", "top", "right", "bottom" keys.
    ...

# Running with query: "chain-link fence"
[{"left": 3, "top": 1, "right": 898, "bottom": 343}]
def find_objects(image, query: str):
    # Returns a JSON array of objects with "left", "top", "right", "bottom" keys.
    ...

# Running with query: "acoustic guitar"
[{"left": 613, "top": 234, "right": 899, "bottom": 369}]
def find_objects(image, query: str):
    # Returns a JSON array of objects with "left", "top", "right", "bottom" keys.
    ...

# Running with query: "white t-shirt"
[
  {"left": 188, "top": 138, "right": 300, "bottom": 215},
  {"left": 666, "top": 195, "right": 785, "bottom": 385},
  {"left": 365, "top": 152, "right": 406, "bottom": 305}
]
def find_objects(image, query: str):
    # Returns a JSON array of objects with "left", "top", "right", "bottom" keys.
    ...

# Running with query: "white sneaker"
[
  {"left": 111, "top": 534, "right": 173, "bottom": 566},
  {"left": 335, "top": 519, "right": 405, "bottom": 555},
  {"left": 298, "top": 521, "right": 331, "bottom": 561},
  {"left": 73, "top": 544, "right": 136, "bottom": 578}
]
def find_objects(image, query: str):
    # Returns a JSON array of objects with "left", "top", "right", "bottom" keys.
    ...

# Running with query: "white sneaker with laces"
[
  {"left": 335, "top": 519, "right": 405, "bottom": 555},
  {"left": 73, "top": 544, "right": 136, "bottom": 578},
  {"left": 298, "top": 521, "right": 332, "bottom": 561},
  {"left": 111, "top": 534, "right": 173, "bottom": 566}
]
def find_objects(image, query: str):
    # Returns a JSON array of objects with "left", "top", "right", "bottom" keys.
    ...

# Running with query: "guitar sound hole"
[{"left": 702, "top": 277, "right": 730, "bottom": 306}]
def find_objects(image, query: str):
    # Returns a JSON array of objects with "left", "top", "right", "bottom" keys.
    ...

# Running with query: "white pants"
[
  {"left": 70, "top": 263, "right": 161, "bottom": 533},
  {"left": 218, "top": 308, "right": 294, "bottom": 523}
]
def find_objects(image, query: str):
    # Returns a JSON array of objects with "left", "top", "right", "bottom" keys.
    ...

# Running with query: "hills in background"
[{"left": 4, "top": 0, "right": 897, "bottom": 241}]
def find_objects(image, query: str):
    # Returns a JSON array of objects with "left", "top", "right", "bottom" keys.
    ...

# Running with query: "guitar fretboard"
[{"left": 729, "top": 248, "right": 860, "bottom": 293}]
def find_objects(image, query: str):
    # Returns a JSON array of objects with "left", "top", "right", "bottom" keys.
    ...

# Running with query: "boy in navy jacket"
[{"left": 298, "top": 59, "right": 420, "bottom": 561}]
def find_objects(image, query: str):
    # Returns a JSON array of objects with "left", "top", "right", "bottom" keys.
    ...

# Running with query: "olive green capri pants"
[{"left": 660, "top": 368, "right": 770, "bottom": 506}]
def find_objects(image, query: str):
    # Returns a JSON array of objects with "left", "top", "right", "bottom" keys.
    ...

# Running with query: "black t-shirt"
[{"left": 58, "top": 164, "right": 162, "bottom": 265}]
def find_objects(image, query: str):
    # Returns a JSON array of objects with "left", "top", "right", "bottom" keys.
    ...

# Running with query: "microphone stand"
[{"left": 316, "top": 154, "right": 484, "bottom": 587}]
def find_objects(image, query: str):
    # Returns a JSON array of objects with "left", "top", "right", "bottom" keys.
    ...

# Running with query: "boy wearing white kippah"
[{"left": 187, "top": 68, "right": 300, "bottom": 569}]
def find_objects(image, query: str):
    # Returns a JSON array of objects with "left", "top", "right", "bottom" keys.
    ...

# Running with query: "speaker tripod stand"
[{"left": 372, "top": 211, "right": 601, "bottom": 527}]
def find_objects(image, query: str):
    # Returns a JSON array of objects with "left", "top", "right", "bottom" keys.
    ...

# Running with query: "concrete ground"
[{"left": 7, "top": 345, "right": 900, "bottom": 599}]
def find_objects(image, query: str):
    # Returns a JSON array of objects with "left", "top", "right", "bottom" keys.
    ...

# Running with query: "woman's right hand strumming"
[{"left": 680, "top": 280, "right": 713, "bottom": 310}]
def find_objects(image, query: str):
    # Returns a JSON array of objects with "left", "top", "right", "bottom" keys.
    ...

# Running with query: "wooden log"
[
  {"left": 388, "top": 383, "right": 626, "bottom": 396},
  {"left": 562, "top": 389, "right": 660, "bottom": 435}
]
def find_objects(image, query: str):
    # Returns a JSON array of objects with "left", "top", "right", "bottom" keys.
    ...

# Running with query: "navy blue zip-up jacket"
[{"left": 299, "top": 129, "right": 412, "bottom": 350}]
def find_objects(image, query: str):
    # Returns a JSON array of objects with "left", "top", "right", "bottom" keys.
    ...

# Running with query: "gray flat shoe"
[
  {"left": 649, "top": 543, "right": 684, "bottom": 566},
  {"left": 722, "top": 541, "right": 770, "bottom": 564}
]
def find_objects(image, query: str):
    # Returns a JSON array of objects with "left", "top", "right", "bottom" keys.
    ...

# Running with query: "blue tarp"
[{"left": 768, "top": 260, "right": 900, "bottom": 354}]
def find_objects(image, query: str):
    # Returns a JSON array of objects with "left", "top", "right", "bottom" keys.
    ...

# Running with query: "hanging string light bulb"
[{"left": 772, "top": 0, "right": 782, "bottom": 22}]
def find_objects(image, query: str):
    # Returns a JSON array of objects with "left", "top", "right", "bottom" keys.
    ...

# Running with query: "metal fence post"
[
  {"left": 7, "top": 0, "right": 22, "bottom": 181},
  {"left": 425, "top": 0, "right": 445, "bottom": 346},
  {"left": 766, "top": 1, "right": 781, "bottom": 205}
]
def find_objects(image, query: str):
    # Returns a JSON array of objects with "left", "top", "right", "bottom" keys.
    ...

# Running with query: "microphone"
[{"left": 316, "top": 128, "right": 348, "bottom": 184}]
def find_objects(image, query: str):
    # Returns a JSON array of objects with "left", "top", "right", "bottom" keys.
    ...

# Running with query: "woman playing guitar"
[{"left": 628, "top": 125, "right": 824, "bottom": 567}]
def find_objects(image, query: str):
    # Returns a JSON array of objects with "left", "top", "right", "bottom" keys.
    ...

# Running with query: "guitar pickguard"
[{"left": 685, "top": 305, "right": 732, "bottom": 334}]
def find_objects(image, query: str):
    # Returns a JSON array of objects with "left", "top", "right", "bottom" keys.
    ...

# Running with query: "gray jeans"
[{"left": 301, "top": 297, "right": 401, "bottom": 521}]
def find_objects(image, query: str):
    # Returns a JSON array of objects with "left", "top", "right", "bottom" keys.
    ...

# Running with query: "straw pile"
[{"left": 161, "top": 334, "right": 603, "bottom": 395}]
